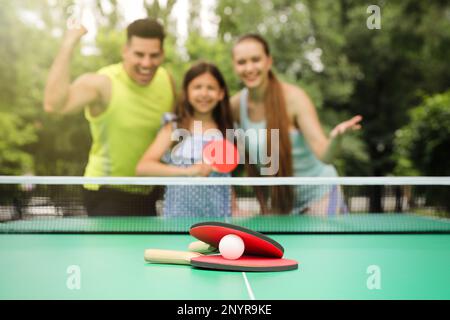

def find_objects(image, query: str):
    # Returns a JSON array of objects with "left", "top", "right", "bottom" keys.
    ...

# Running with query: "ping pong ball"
[{"left": 219, "top": 234, "right": 245, "bottom": 260}]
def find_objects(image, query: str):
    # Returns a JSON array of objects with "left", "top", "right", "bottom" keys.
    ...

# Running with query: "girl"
[
  {"left": 231, "top": 34, "right": 362, "bottom": 215},
  {"left": 136, "top": 61, "right": 234, "bottom": 217}
]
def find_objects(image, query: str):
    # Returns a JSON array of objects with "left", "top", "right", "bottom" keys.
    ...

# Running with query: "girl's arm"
[
  {"left": 136, "top": 124, "right": 187, "bottom": 176},
  {"left": 136, "top": 124, "right": 212, "bottom": 177}
]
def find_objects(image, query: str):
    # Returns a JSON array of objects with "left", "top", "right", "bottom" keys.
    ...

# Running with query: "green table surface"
[
  {"left": 1, "top": 214, "right": 450, "bottom": 233},
  {"left": 1, "top": 232, "right": 449, "bottom": 299}
]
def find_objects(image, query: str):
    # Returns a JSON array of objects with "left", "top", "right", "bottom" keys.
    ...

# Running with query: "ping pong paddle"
[
  {"left": 190, "top": 222, "right": 284, "bottom": 258},
  {"left": 202, "top": 139, "right": 240, "bottom": 173},
  {"left": 144, "top": 249, "right": 298, "bottom": 272}
]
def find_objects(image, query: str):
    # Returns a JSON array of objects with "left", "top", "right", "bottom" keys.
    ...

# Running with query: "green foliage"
[
  {"left": 144, "top": 0, "right": 177, "bottom": 26},
  {"left": 0, "top": 112, "right": 36, "bottom": 174},
  {"left": 161, "top": 36, "right": 190, "bottom": 91},
  {"left": 31, "top": 114, "right": 91, "bottom": 176},
  {"left": 306, "top": 1, "right": 361, "bottom": 106},
  {"left": 394, "top": 90, "right": 450, "bottom": 211},
  {"left": 342, "top": 0, "right": 450, "bottom": 176},
  {"left": 394, "top": 91, "right": 450, "bottom": 176}
]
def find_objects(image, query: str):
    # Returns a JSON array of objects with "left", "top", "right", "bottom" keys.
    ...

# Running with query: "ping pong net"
[{"left": 0, "top": 176, "right": 449, "bottom": 234}]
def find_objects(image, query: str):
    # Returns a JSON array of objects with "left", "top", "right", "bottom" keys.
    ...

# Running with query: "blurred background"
[{"left": 0, "top": 0, "right": 449, "bottom": 179}]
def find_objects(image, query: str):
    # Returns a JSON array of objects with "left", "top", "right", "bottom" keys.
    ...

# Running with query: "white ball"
[{"left": 219, "top": 234, "right": 245, "bottom": 260}]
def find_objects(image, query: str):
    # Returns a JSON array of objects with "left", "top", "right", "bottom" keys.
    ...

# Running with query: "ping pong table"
[{"left": 1, "top": 215, "right": 449, "bottom": 300}]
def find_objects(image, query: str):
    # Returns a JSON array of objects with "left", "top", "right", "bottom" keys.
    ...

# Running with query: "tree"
[
  {"left": 0, "top": 0, "right": 94, "bottom": 175},
  {"left": 144, "top": 0, "right": 177, "bottom": 27},
  {"left": 0, "top": 0, "right": 42, "bottom": 174},
  {"left": 341, "top": 0, "right": 450, "bottom": 210},
  {"left": 394, "top": 91, "right": 450, "bottom": 176},
  {"left": 0, "top": 112, "right": 36, "bottom": 175},
  {"left": 394, "top": 90, "right": 450, "bottom": 211}
]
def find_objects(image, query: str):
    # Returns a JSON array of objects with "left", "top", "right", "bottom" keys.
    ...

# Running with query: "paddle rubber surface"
[
  {"left": 191, "top": 255, "right": 298, "bottom": 272},
  {"left": 190, "top": 222, "right": 284, "bottom": 258}
]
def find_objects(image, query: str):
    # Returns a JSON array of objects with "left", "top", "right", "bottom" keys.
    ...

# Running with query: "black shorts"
[{"left": 82, "top": 186, "right": 163, "bottom": 216}]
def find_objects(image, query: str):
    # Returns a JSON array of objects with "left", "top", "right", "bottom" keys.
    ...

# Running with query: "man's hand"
[{"left": 63, "top": 25, "right": 88, "bottom": 48}]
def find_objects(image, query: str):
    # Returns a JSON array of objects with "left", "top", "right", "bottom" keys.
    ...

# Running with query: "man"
[{"left": 44, "top": 19, "right": 175, "bottom": 216}]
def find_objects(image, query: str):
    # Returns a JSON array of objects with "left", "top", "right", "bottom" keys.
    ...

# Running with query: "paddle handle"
[
  {"left": 188, "top": 241, "right": 217, "bottom": 254},
  {"left": 144, "top": 249, "right": 203, "bottom": 265}
]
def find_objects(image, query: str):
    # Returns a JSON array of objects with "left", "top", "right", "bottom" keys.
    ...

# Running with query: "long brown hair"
[
  {"left": 234, "top": 34, "right": 294, "bottom": 214},
  {"left": 175, "top": 61, "right": 233, "bottom": 137}
]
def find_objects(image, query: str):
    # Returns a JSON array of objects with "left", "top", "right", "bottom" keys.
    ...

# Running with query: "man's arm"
[{"left": 44, "top": 26, "right": 108, "bottom": 115}]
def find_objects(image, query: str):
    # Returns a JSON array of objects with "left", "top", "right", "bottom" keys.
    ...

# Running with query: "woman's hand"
[{"left": 330, "top": 115, "right": 363, "bottom": 138}]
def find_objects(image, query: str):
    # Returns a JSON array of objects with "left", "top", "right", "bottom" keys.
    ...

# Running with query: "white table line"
[{"left": 242, "top": 272, "right": 256, "bottom": 300}]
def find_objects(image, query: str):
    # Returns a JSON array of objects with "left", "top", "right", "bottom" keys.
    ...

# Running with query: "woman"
[{"left": 231, "top": 34, "right": 362, "bottom": 215}]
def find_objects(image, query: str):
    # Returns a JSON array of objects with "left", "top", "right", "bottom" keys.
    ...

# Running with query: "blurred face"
[
  {"left": 187, "top": 73, "right": 224, "bottom": 117},
  {"left": 232, "top": 39, "right": 273, "bottom": 89},
  {"left": 122, "top": 36, "right": 164, "bottom": 86}
]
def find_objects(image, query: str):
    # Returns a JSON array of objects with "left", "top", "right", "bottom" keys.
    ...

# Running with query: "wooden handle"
[
  {"left": 188, "top": 241, "right": 217, "bottom": 254},
  {"left": 144, "top": 249, "right": 203, "bottom": 265}
]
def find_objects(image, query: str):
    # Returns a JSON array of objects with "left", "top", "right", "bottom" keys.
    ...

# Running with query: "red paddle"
[
  {"left": 191, "top": 255, "right": 298, "bottom": 272},
  {"left": 202, "top": 139, "right": 240, "bottom": 173},
  {"left": 190, "top": 222, "right": 284, "bottom": 258}
]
